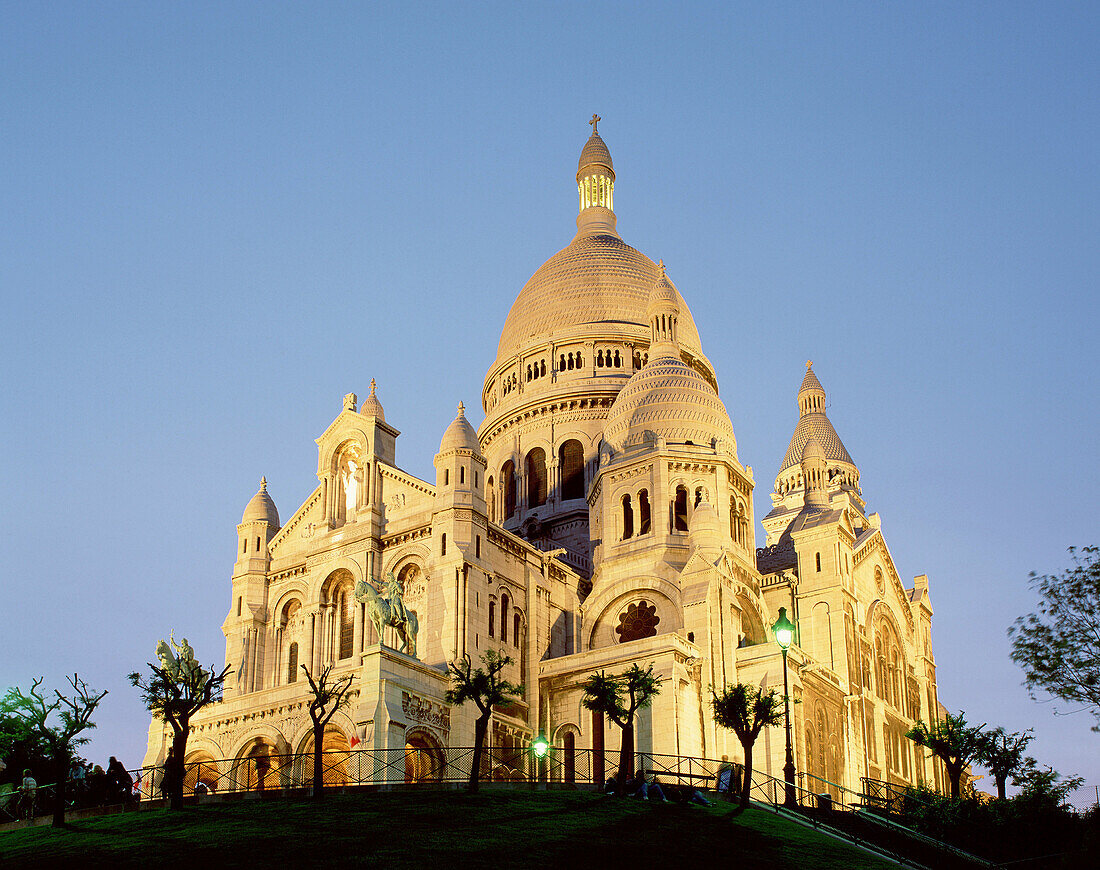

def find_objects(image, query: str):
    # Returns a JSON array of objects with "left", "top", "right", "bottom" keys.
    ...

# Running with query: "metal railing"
[{"left": 128, "top": 746, "right": 614, "bottom": 800}]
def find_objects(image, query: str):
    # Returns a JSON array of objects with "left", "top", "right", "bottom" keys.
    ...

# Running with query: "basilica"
[{"left": 143, "top": 119, "right": 946, "bottom": 796}]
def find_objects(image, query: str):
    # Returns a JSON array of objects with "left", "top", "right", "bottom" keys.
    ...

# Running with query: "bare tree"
[
  {"left": 710, "top": 683, "right": 784, "bottom": 809},
  {"left": 129, "top": 652, "right": 230, "bottom": 810},
  {"left": 445, "top": 650, "right": 522, "bottom": 793},
  {"left": 581, "top": 664, "right": 661, "bottom": 784},
  {"left": 300, "top": 664, "right": 356, "bottom": 800},
  {"left": 1, "top": 675, "right": 107, "bottom": 826}
]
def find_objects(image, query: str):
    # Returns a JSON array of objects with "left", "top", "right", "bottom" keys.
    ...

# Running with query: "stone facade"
[{"left": 143, "top": 120, "right": 945, "bottom": 796}]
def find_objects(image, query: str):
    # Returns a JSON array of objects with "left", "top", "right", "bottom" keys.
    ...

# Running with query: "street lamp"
[
  {"left": 531, "top": 733, "right": 550, "bottom": 759},
  {"left": 772, "top": 606, "right": 798, "bottom": 808}
]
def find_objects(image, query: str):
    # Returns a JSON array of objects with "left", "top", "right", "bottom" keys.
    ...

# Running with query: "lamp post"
[
  {"left": 772, "top": 606, "right": 797, "bottom": 808},
  {"left": 530, "top": 732, "right": 549, "bottom": 786}
]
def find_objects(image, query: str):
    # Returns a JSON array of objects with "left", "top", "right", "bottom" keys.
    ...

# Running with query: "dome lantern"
[{"left": 576, "top": 114, "right": 617, "bottom": 236}]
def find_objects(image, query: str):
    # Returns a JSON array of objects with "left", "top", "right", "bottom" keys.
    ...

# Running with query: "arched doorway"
[
  {"left": 299, "top": 726, "right": 352, "bottom": 788},
  {"left": 236, "top": 739, "right": 282, "bottom": 792},
  {"left": 404, "top": 731, "right": 444, "bottom": 783},
  {"left": 182, "top": 750, "right": 220, "bottom": 795}
]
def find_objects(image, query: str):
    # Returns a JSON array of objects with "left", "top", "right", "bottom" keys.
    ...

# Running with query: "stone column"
[{"left": 353, "top": 600, "right": 364, "bottom": 655}]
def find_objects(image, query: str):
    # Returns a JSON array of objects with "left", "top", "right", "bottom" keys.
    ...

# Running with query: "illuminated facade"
[{"left": 143, "top": 119, "right": 945, "bottom": 795}]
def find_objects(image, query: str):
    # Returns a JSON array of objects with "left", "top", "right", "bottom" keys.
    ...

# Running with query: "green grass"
[{"left": 0, "top": 789, "right": 897, "bottom": 869}]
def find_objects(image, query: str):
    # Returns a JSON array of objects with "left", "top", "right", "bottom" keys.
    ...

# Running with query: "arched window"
[
  {"left": 444, "top": 468, "right": 449, "bottom": 485},
  {"left": 487, "top": 476, "right": 495, "bottom": 522},
  {"left": 673, "top": 485, "right": 689, "bottom": 532},
  {"left": 489, "top": 601, "right": 495, "bottom": 637},
  {"left": 576, "top": 352, "right": 583, "bottom": 367},
  {"left": 621, "top": 494, "right": 634, "bottom": 540},
  {"left": 613, "top": 350, "right": 621, "bottom": 367},
  {"left": 502, "top": 461, "right": 517, "bottom": 518},
  {"left": 526, "top": 448, "right": 547, "bottom": 508},
  {"left": 287, "top": 642, "right": 298, "bottom": 684},
  {"left": 559, "top": 440, "right": 584, "bottom": 500},
  {"left": 596, "top": 351, "right": 605, "bottom": 367},
  {"left": 441, "top": 533, "right": 447, "bottom": 556},
  {"left": 338, "top": 588, "right": 354, "bottom": 660},
  {"left": 695, "top": 486, "right": 704, "bottom": 507},
  {"left": 513, "top": 612, "right": 521, "bottom": 646},
  {"left": 460, "top": 466, "right": 465, "bottom": 484},
  {"left": 815, "top": 552, "right": 822, "bottom": 572},
  {"left": 540, "top": 360, "right": 546, "bottom": 377},
  {"left": 567, "top": 353, "right": 575, "bottom": 370},
  {"left": 501, "top": 594, "right": 509, "bottom": 643},
  {"left": 638, "top": 489, "right": 651, "bottom": 535},
  {"left": 560, "top": 354, "right": 566, "bottom": 370}
]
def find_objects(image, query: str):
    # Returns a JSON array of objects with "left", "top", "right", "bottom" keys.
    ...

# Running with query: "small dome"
[
  {"left": 439, "top": 402, "right": 481, "bottom": 454},
  {"left": 688, "top": 500, "right": 722, "bottom": 548},
  {"left": 242, "top": 477, "right": 280, "bottom": 527},
  {"left": 578, "top": 131, "right": 613, "bottom": 174},
  {"left": 360, "top": 378, "right": 384, "bottom": 420},
  {"left": 648, "top": 261, "right": 678, "bottom": 311},
  {"left": 802, "top": 436, "right": 825, "bottom": 462},
  {"left": 604, "top": 351, "right": 736, "bottom": 453}
]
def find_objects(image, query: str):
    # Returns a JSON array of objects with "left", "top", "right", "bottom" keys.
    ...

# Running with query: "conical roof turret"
[
  {"left": 242, "top": 476, "right": 280, "bottom": 527},
  {"left": 779, "top": 362, "right": 855, "bottom": 474},
  {"left": 439, "top": 401, "right": 481, "bottom": 454}
]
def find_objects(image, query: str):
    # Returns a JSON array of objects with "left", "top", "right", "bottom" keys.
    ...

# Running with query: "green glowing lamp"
[
  {"left": 531, "top": 733, "right": 550, "bottom": 758},
  {"left": 772, "top": 607, "right": 795, "bottom": 651}
]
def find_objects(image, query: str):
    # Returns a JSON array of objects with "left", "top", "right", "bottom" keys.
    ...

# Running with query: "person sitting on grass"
[{"left": 634, "top": 770, "right": 669, "bottom": 802}]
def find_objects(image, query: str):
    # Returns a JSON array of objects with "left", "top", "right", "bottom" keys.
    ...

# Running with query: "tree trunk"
[
  {"left": 468, "top": 711, "right": 490, "bottom": 793},
  {"left": 995, "top": 774, "right": 1007, "bottom": 801},
  {"left": 170, "top": 728, "right": 189, "bottom": 810},
  {"left": 312, "top": 719, "right": 325, "bottom": 800},
  {"left": 51, "top": 750, "right": 67, "bottom": 827},
  {"left": 946, "top": 761, "right": 962, "bottom": 799},
  {"left": 618, "top": 718, "right": 635, "bottom": 785},
  {"left": 739, "top": 740, "right": 753, "bottom": 809}
]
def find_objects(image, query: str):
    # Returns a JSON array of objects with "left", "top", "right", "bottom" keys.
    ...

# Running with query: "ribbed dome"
[
  {"left": 780, "top": 414, "right": 853, "bottom": 473},
  {"left": 578, "top": 132, "right": 613, "bottom": 173},
  {"left": 604, "top": 351, "right": 735, "bottom": 453},
  {"left": 495, "top": 234, "right": 703, "bottom": 364},
  {"left": 360, "top": 379, "right": 384, "bottom": 420},
  {"left": 242, "top": 477, "right": 280, "bottom": 527},
  {"left": 439, "top": 402, "right": 481, "bottom": 454}
]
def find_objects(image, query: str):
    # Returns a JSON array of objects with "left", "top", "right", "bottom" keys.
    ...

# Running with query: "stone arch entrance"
[
  {"left": 235, "top": 738, "right": 283, "bottom": 791},
  {"left": 182, "top": 750, "right": 220, "bottom": 795},
  {"left": 298, "top": 726, "right": 352, "bottom": 788},
  {"left": 404, "top": 729, "right": 444, "bottom": 783}
]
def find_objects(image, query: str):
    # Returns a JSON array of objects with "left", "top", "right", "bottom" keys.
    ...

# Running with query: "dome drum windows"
[
  {"left": 559, "top": 440, "right": 584, "bottom": 501},
  {"left": 671, "top": 485, "right": 689, "bottom": 532},
  {"left": 502, "top": 460, "right": 517, "bottom": 519},
  {"left": 525, "top": 448, "right": 547, "bottom": 508}
]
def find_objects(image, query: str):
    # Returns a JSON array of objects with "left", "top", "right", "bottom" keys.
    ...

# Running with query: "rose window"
[{"left": 616, "top": 600, "right": 660, "bottom": 643}]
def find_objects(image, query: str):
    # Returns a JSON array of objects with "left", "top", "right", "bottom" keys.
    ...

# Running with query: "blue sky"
[{"left": 2, "top": 2, "right": 1098, "bottom": 801}]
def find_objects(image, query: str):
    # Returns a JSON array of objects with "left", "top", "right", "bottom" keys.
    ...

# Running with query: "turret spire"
[{"left": 647, "top": 260, "right": 681, "bottom": 358}]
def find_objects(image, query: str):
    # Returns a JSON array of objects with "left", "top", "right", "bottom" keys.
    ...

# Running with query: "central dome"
[{"left": 495, "top": 233, "right": 703, "bottom": 364}]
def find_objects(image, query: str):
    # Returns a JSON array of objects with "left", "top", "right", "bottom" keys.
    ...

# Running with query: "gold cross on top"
[{"left": 589, "top": 114, "right": 601, "bottom": 133}]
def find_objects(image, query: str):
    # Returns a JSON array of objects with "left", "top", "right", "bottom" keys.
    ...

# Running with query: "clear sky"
[{"left": 2, "top": 2, "right": 1098, "bottom": 804}]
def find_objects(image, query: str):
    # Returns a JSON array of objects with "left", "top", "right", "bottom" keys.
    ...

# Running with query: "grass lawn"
[{"left": 0, "top": 789, "right": 897, "bottom": 869}]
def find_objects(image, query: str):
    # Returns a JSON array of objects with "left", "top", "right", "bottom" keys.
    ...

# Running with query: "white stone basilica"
[{"left": 143, "top": 118, "right": 946, "bottom": 795}]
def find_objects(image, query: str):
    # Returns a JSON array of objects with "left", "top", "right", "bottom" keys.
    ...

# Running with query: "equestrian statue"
[{"left": 356, "top": 571, "right": 419, "bottom": 658}]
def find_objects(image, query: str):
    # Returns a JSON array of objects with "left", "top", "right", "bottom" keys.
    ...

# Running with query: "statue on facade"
[
  {"left": 342, "top": 459, "right": 359, "bottom": 517},
  {"left": 355, "top": 571, "right": 419, "bottom": 658},
  {"left": 156, "top": 634, "right": 208, "bottom": 684}
]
